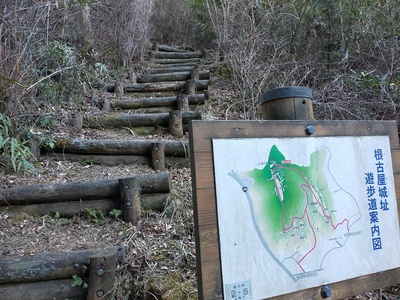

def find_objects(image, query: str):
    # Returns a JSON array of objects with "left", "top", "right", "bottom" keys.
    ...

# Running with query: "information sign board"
[{"left": 189, "top": 120, "right": 400, "bottom": 300}]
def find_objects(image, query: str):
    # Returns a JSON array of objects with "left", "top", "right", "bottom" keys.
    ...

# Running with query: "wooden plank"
[
  {"left": 197, "top": 224, "right": 220, "bottom": 263},
  {"left": 269, "top": 268, "right": 400, "bottom": 300},
  {"left": 391, "top": 148, "right": 400, "bottom": 174},
  {"left": 191, "top": 152, "right": 215, "bottom": 189},
  {"left": 0, "top": 278, "right": 87, "bottom": 300},
  {"left": 0, "top": 246, "right": 124, "bottom": 283},
  {"left": 200, "top": 260, "right": 223, "bottom": 300},
  {"left": 189, "top": 120, "right": 399, "bottom": 153}
]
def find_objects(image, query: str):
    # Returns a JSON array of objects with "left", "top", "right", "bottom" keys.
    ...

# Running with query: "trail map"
[{"left": 212, "top": 136, "right": 400, "bottom": 299}]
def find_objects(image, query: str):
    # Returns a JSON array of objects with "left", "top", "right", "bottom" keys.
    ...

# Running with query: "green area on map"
[{"left": 242, "top": 145, "right": 337, "bottom": 246}]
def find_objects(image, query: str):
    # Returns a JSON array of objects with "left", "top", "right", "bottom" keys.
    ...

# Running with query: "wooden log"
[
  {"left": 0, "top": 173, "right": 171, "bottom": 205},
  {"left": 44, "top": 153, "right": 190, "bottom": 168},
  {"left": 169, "top": 110, "right": 184, "bottom": 138},
  {"left": 152, "top": 62, "right": 200, "bottom": 68},
  {"left": 151, "top": 141, "right": 166, "bottom": 171},
  {"left": 87, "top": 251, "right": 117, "bottom": 300},
  {"left": 137, "top": 70, "right": 209, "bottom": 83},
  {"left": 48, "top": 152, "right": 151, "bottom": 166},
  {"left": 146, "top": 65, "right": 196, "bottom": 74},
  {"left": 0, "top": 246, "right": 124, "bottom": 284},
  {"left": 114, "top": 80, "right": 124, "bottom": 96},
  {"left": 153, "top": 58, "right": 201, "bottom": 65},
  {"left": 157, "top": 44, "right": 186, "bottom": 52},
  {"left": 152, "top": 50, "right": 203, "bottom": 59},
  {"left": 119, "top": 178, "right": 141, "bottom": 223},
  {"left": 84, "top": 111, "right": 201, "bottom": 129},
  {"left": 122, "top": 80, "right": 209, "bottom": 93},
  {"left": 0, "top": 194, "right": 169, "bottom": 216},
  {"left": 110, "top": 94, "right": 205, "bottom": 109},
  {"left": 0, "top": 278, "right": 87, "bottom": 300},
  {"left": 51, "top": 139, "right": 189, "bottom": 156}
]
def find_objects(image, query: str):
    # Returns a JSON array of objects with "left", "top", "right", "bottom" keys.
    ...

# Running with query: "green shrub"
[{"left": 0, "top": 113, "right": 36, "bottom": 175}]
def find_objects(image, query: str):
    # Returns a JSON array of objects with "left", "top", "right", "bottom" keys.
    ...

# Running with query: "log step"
[
  {"left": 124, "top": 80, "right": 208, "bottom": 93},
  {"left": 0, "top": 246, "right": 124, "bottom": 284},
  {"left": 111, "top": 94, "right": 206, "bottom": 110},
  {"left": 137, "top": 70, "right": 209, "bottom": 83},
  {"left": 152, "top": 50, "right": 203, "bottom": 59},
  {"left": 51, "top": 138, "right": 189, "bottom": 156},
  {"left": 145, "top": 65, "right": 196, "bottom": 74},
  {"left": 106, "top": 80, "right": 209, "bottom": 93},
  {"left": 83, "top": 111, "right": 201, "bottom": 129},
  {"left": 0, "top": 173, "right": 171, "bottom": 205},
  {"left": 153, "top": 58, "right": 201, "bottom": 65},
  {"left": 156, "top": 44, "right": 187, "bottom": 52}
]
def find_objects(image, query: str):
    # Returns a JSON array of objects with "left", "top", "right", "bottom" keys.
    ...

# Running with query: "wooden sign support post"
[{"left": 189, "top": 86, "right": 400, "bottom": 300}]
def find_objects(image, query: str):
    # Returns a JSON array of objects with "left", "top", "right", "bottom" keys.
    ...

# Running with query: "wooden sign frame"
[{"left": 188, "top": 120, "right": 400, "bottom": 300}]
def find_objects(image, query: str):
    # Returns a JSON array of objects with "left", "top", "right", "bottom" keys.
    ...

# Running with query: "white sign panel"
[{"left": 212, "top": 136, "right": 400, "bottom": 299}]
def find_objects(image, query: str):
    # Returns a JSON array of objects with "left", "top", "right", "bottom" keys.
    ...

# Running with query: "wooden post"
[
  {"left": 185, "top": 79, "right": 196, "bottom": 95},
  {"left": 191, "top": 65, "right": 200, "bottom": 80},
  {"left": 177, "top": 94, "right": 190, "bottom": 111},
  {"left": 29, "top": 135, "right": 41, "bottom": 158},
  {"left": 169, "top": 110, "right": 184, "bottom": 138},
  {"left": 114, "top": 81, "right": 124, "bottom": 96},
  {"left": 119, "top": 178, "right": 141, "bottom": 224},
  {"left": 102, "top": 99, "right": 110, "bottom": 112},
  {"left": 72, "top": 112, "right": 83, "bottom": 130},
  {"left": 87, "top": 251, "right": 117, "bottom": 300},
  {"left": 259, "top": 86, "right": 313, "bottom": 120},
  {"left": 151, "top": 141, "right": 166, "bottom": 171},
  {"left": 128, "top": 71, "right": 137, "bottom": 83},
  {"left": 152, "top": 41, "right": 159, "bottom": 51}
]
